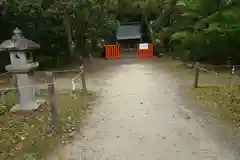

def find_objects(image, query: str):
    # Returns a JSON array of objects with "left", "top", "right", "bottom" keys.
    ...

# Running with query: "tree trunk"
[{"left": 63, "top": 13, "right": 75, "bottom": 56}]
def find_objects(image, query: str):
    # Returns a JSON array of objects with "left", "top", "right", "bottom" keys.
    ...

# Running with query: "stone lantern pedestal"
[{"left": 0, "top": 28, "right": 45, "bottom": 111}]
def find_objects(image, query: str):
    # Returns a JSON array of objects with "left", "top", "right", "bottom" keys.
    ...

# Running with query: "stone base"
[{"left": 10, "top": 99, "right": 46, "bottom": 112}]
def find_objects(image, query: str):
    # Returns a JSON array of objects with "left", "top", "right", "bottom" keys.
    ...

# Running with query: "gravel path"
[{"left": 47, "top": 58, "right": 239, "bottom": 160}]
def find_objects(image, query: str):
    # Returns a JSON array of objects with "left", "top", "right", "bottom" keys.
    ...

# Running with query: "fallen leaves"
[
  {"left": 192, "top": 85, "right": 240, "bottom": 130},
  {"left": 0, "top": 89, "right": 94, "bottom": 160}
]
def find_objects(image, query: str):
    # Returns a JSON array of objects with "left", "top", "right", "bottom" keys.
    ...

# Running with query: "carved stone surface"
[
  {"left": 0, "top": 28, "right": 40, "bottom": 51},
  {"left": 0, "top": 28, "right": 44, "bottom": 111}
]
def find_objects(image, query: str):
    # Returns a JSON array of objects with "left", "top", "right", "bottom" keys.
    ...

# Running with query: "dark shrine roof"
[{"left": 116, "top": 24, "right": 141, "bottom": 40}]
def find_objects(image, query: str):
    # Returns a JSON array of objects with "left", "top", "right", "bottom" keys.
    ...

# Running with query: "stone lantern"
[{"left": 0, "top": 28, "right": 44, "bottom": 111}]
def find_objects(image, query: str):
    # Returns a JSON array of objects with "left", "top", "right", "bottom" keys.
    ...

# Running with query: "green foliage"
[
  {"left": 0, "top": 0, "right": 119, "bottom": 69},
  {"left": 0, "top": 0, "right": 168, "bottom": 68},
  {"left": 0, "top": 90, "right": 19, "bottom": 115},
  {"left": 160, "top": 0, "right": 240, "bottom": 64}
]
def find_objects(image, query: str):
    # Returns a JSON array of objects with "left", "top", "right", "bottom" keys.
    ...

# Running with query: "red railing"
[
  {"left": 105, "top": 44, "right": 120, "bottom": 58},
  {"left": 137, "top": 43, "right": 153, "bottom": 57}
]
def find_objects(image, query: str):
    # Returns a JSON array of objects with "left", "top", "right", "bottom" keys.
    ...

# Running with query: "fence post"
[
  {"left": 88, "top": 53, "right": 92, "bottom": 64},
  {"left": 194, "top": 62, "right": 200, "bottom": 88},
  {"left": 227, "top": 56, "right": 231, "bottom": 68},
  {"left": 79, "top": 55, "right": 84, "bottom": 65},
  {"left": 80, "top": 66, "right": 87, "bottom": 93},
  {"left": 45, "top": 72, "right": 58, "bottom": 131}
]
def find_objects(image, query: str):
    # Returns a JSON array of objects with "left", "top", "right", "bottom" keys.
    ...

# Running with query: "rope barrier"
[
  {"left": 198, "top": 64, "right": 240, "bottom": 68},
  {"left": 193, "top": 63, "right": 240, "bottom": 88},
  {"left": 0, "top": 82, "right": 53, "bottom": 91},
  {"left": 196, "top": 65, "right": 240, "bottom": 80},
  {"left": 0, "top": 66, "right": 84, "bottom": 92},
  {"left": 36, "top": 68, "right": 83, "bottom": 73},
  {"left": 72, "top": 66, "right": 84, "bottom": 91},
  {"left": 0, "top": 72, "right": 9, "bottom": 77},
  {"left": 0, "top": 66, "right": 85, "bottom": 75},
  {"left": 197, "top": 65, "right": 217, "bottom": 74},
  {"left": 72, "top": 66, "right": 84, "bottom": 81}
]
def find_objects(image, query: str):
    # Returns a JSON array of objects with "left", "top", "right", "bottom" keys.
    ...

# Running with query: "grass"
[
  {"left": 190, "top": 85, "right": 240, "bottom": 130},
  {"left": 0, "top": 90, "right": 19, "bottom": 115},
  {"left": 0, "top": 89, "right": 94, "bottom": 160},
  {"left": 165, "top": 58, "right": 240, "bottom": 131}
]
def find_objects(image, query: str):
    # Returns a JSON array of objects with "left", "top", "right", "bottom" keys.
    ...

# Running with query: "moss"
[{"left": 0, "top": 90, "right": 19, "bottom": 115}]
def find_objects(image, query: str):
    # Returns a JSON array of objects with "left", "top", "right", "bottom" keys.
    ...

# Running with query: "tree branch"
[
  {"left": 152, "top": 0, "right": 178, "bottom": 28},
  {"left": 0, "top": 5, "right": 8, "bottom": 17}
]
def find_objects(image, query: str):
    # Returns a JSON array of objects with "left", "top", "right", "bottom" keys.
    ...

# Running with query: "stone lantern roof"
[{"left": 0, "top": 28, "right": 40, "bottom": 52}]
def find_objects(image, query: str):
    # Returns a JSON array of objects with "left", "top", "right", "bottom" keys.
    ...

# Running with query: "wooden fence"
[
  {"left": 193, "top": 62, "right": 240, "bottom": 88},
  {"left": 137, "top": 43, "right": 153, "bottom": 57},
  {"left": 105, "top": 44, "right": 120, "bottom": 59},
  {"left": 105, "top": 43, "right": 154, "bottom": 58}
]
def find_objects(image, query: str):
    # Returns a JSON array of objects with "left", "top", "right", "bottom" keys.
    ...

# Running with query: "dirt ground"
[{"left": 47, "top": 57, "right": 240, "bottom": 160}]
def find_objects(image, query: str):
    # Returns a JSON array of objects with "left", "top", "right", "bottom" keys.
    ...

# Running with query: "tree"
[
  {"left": 0, "top": 0, "right": 119, "bottom": 69},
  {"left": 149, "top": 0, "right": 240, "bottom": 64}
]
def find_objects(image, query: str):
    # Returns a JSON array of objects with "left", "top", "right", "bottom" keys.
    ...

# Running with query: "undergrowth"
[
  {"left": 192, "top": 85, "right": 240, "bottom": 129},
  {"left": 0, "top": 90, "right": 94, "bottom": 160}
]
